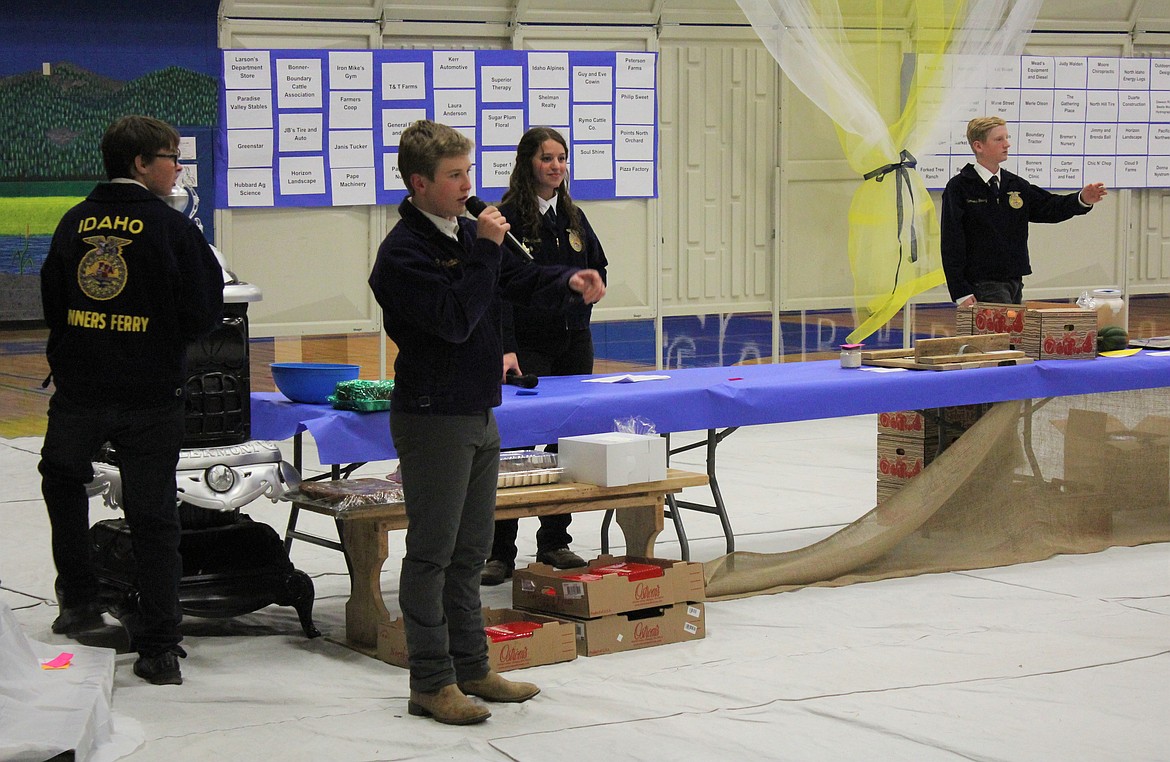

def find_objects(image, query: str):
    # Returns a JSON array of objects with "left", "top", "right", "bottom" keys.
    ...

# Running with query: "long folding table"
[{"left": 252, "top": 352, "right": 1170, "bottom": 557}]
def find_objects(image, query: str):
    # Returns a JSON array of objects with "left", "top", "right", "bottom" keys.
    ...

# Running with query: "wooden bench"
[{"left": 289, "top": 468, "right": 709, "bottom": 652}]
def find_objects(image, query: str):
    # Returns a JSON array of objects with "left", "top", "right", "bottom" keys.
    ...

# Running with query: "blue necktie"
[{"left": 989, "top": 176, "right": 999, "bottom": 202}]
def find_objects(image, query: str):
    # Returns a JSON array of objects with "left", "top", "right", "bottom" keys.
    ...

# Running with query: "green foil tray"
[{"left": 329, "top": 379, "right": 394, "bottom": 412}]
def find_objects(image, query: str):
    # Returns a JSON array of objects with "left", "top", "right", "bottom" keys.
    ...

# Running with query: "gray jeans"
[
  {"left": 390, "top": 409, "right": 499, "bottom": 692},
  {"left": 972, "top": 278, "right": 1024, "bottom": 305}
]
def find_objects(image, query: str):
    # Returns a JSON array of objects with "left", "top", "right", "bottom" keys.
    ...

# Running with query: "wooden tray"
[{"left": 861, "top": 334, "right": 1033, "bottom": 371}]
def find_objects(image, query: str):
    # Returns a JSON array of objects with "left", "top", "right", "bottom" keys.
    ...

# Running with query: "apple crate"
[
  {"left": 876, "top": 433, "right": 939, "bottom": 485},
  {"left": 955, "top": 300, "right": 1071, "bottom": 349},
  {"left": 876, "top": 480, "right": 903, "bottom": 504},
  {"left": 876, "top": 404, "right": 990, "bottom": 441},
  {"left": 1020, "top": 308, "right": 1097, "bottom": 360}
]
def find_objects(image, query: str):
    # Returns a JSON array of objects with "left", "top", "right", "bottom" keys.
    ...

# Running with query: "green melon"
[{"left": 1097, "top": 327, "right": 1129, "bottom": 352}]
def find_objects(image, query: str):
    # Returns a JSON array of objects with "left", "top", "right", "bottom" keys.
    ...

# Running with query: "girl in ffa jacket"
[{"left": 483, "top": 127, "right": 609, "bottom": 585}]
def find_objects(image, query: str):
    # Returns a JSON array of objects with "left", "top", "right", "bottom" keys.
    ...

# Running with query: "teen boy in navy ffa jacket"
[
  {"left": 39, "top": 115, "right": 223, "bottom": 686},
  {"left": 941, "top": 116, "right": 1106, "bottom": 306},
  {"left": 368, "top": 119, "right": 604, "bottom": 726}
]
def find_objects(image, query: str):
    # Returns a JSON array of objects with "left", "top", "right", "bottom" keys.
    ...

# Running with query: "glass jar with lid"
[{"left": 1090, "top": 288, "right": 1126, "bottom": 331}]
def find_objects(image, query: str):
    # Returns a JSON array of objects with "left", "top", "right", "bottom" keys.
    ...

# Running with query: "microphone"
[
  {"left": 464, "top": 195, "right": 533, "bottom": 260},
  {"left": 504, "top": 369, "right": 539, "bottom": 388}
]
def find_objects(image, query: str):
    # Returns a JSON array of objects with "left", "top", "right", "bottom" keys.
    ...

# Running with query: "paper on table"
[
  {"left": 858, "top": 366, "right": 909, "bottom": 373},
  {"left": 1100, "top": 348, "right": 1142, "bottom": 358},
  {"left": 583, "top": 374, "right": 671, "bottom": 383}
]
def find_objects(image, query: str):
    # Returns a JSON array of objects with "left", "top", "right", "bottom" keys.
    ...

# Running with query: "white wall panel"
[
  {"left": 381, "top": 21, "right": 511, "bottom": 48},
  {"left": 659, "top": 0, "right": 747, "bottom": 25},
  {"left": 221, "top": 0, "right": 381, "bottom": 20},
  {"left": 220, "top": 0, "right": 1166, "bottom": 31},
  {"left": 1034, "top": 0, "right": 1143, "bottom": 32},
  {"left": 1132, "top": 32, "right": 1170, "bottom": 296},
  {"left": 224, "top": 19, "right": 380, "bottom": 49},
  {"left": 658, "top": 30, "right": 777, "bottom": 316},
  {"left": 512, "top": 0, "right": 663, "bottom": 25},
  {"left": 219, "top": 206, "right": 381, "bottom": 334},
  {"left": 381, "top": 0, "right": 514, "bottom": 23}
]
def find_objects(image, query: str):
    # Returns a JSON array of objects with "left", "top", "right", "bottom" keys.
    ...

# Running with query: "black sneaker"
[
  {"left": 51, "top": 602, "right": 106, "bottom": 635},
  {"left": 133, "top": 645, "right": 187, "bottom": 685},
  {"left": 480, "top": 559, "right": 513, "bottom": 586},
  {"left": 536, "top": 547, "right": 587, "bottom": 569}
]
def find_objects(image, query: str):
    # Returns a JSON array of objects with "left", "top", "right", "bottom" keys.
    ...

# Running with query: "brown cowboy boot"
[
  {"left": 407, "top": 684, "right": 491, "bottom": 725},
  {"left": 458, "top": 671, "right": 540, "bottom": 703}
]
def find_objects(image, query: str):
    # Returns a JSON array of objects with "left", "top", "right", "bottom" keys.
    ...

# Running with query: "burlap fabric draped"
[{"left": 705, "top": 388, "right": 1170, "bottom": 599}]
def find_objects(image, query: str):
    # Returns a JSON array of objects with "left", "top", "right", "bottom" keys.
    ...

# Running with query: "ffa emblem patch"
[
  {"left": 568, "top": 230, "right": 584, "bottom": 252},
  {"left": 1008, "top": 191, "right": 1023, "bottom": 209},
  {"left": 78, "top": 236, "right": 131, "bottom": 300}
]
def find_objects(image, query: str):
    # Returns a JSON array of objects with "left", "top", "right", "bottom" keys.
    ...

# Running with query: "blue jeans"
[
  {"left": 391, "top": 409, "right": 499, "bottom": 692},
  {"left": 39, "top": 391, "right": 185, "bottom": 655}
]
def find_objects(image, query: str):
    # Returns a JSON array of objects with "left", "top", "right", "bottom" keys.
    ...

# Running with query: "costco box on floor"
[
  {"left": 1053, "top": 410, "right": 1170, "bottom": 507},
  {"left": 570, "top": 602, "right": 705, "bottom": 657},
  {"left": 556, "top": 432, "right": 667, "bottom": 487},
  {"left": 378, "top": 608, "right": 576, "bottom": 672},
  {"left": 512, "top": 554, "right": 704, "bottom": 619}
]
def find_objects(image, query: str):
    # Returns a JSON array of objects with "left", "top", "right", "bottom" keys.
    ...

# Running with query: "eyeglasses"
[{"left": 151, "top": 152, "right": 181, "bottom": 164}]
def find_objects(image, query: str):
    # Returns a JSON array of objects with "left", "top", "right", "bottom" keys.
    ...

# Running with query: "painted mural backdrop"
[{"left": 0, "top": 0, "right": 219, "bottom": 321}]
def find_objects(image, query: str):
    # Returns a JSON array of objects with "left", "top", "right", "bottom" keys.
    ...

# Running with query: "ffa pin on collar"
[
  {"left": 568, "top": 230, "right": 584, "bottom": 252},
  {"left": 1007, "top": 191, "right": 1023, "bottom": 209}
]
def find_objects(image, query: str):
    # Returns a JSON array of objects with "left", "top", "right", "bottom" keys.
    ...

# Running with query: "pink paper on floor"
[{"left": 40, "top": 652, "right": 73, "bottom": 670}]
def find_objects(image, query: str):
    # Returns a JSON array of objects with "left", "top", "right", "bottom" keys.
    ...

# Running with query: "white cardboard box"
[{"left": 556, "top": 432, "right": 667, "bottom": 487}]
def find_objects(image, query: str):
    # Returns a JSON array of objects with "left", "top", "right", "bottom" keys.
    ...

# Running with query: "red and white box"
[
  {"left": 955, "top": 300, "right": 1068, "bottom": 348},
  {"left": 570, "top": 602, "right": 705, "bottom": 657},
  {"left": 512, "top": 554, "right": 704, "bottom": 620},
  {"left": 378, "top": 607, "right": 576, "bottom": 672},
  {"left": 876, "top": 405, "right": 990, "bottom": 440}
]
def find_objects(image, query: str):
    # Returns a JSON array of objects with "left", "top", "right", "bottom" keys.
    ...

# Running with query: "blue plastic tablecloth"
[{"left": 252, "top": 353, "right": 1170, "bottom": 465}]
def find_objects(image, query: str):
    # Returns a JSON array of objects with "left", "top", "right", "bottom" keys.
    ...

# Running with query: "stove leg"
[{"left": 285, "top": 569, "right": 321, "bottom": 639}]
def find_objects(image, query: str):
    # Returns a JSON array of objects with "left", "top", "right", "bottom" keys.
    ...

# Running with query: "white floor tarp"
[{"left": 1, "top": 416, "right": 1167, "bottom": 760}]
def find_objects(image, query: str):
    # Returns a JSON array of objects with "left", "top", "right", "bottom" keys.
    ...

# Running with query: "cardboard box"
[
  {"left": 876, "top": 480, "right": 902, "bottom": 504},
  {"left": 876, "top": 433, "right": 934, "bottom": 484},
  {"left": 1020, "top": 308, "right": 1097, "bottom": 360},
  {"left": 556, "top": 432, "right": 667, "bottom": 487},
  {"left": 1053, "top": 410, "right": 1170, "bottom": 507},
  {"left": 378, "top": 608, "right": 576, "bottom": 672},
  {"left": 512, "top": 554, "right": 705, "bottom": 619},
  {"left": 570, "top": 602, "right": 705, "bottom": 657},
  {"left": 955, "top": 300, "right": 1075, "bottom": 348},
  {"left": 876, "top": 404, "right": 990, "bottom": 440}
]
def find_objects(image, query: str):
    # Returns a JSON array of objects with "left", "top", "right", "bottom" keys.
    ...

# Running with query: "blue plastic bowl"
[{"left": 270, "top": 362, "right": 360, "bottom": 404}]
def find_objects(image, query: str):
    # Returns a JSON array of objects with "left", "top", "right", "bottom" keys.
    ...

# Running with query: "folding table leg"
[
  {"left": 665, "top": 494, "right": 690, "bottom": 561},
  {"left": 664, "top": 428, "right": 736, "bottom": 555}
]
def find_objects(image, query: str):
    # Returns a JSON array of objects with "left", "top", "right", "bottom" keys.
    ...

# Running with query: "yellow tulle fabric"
[{"left": 735, "top": 0, "right": 1042, "bottom": 342}]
